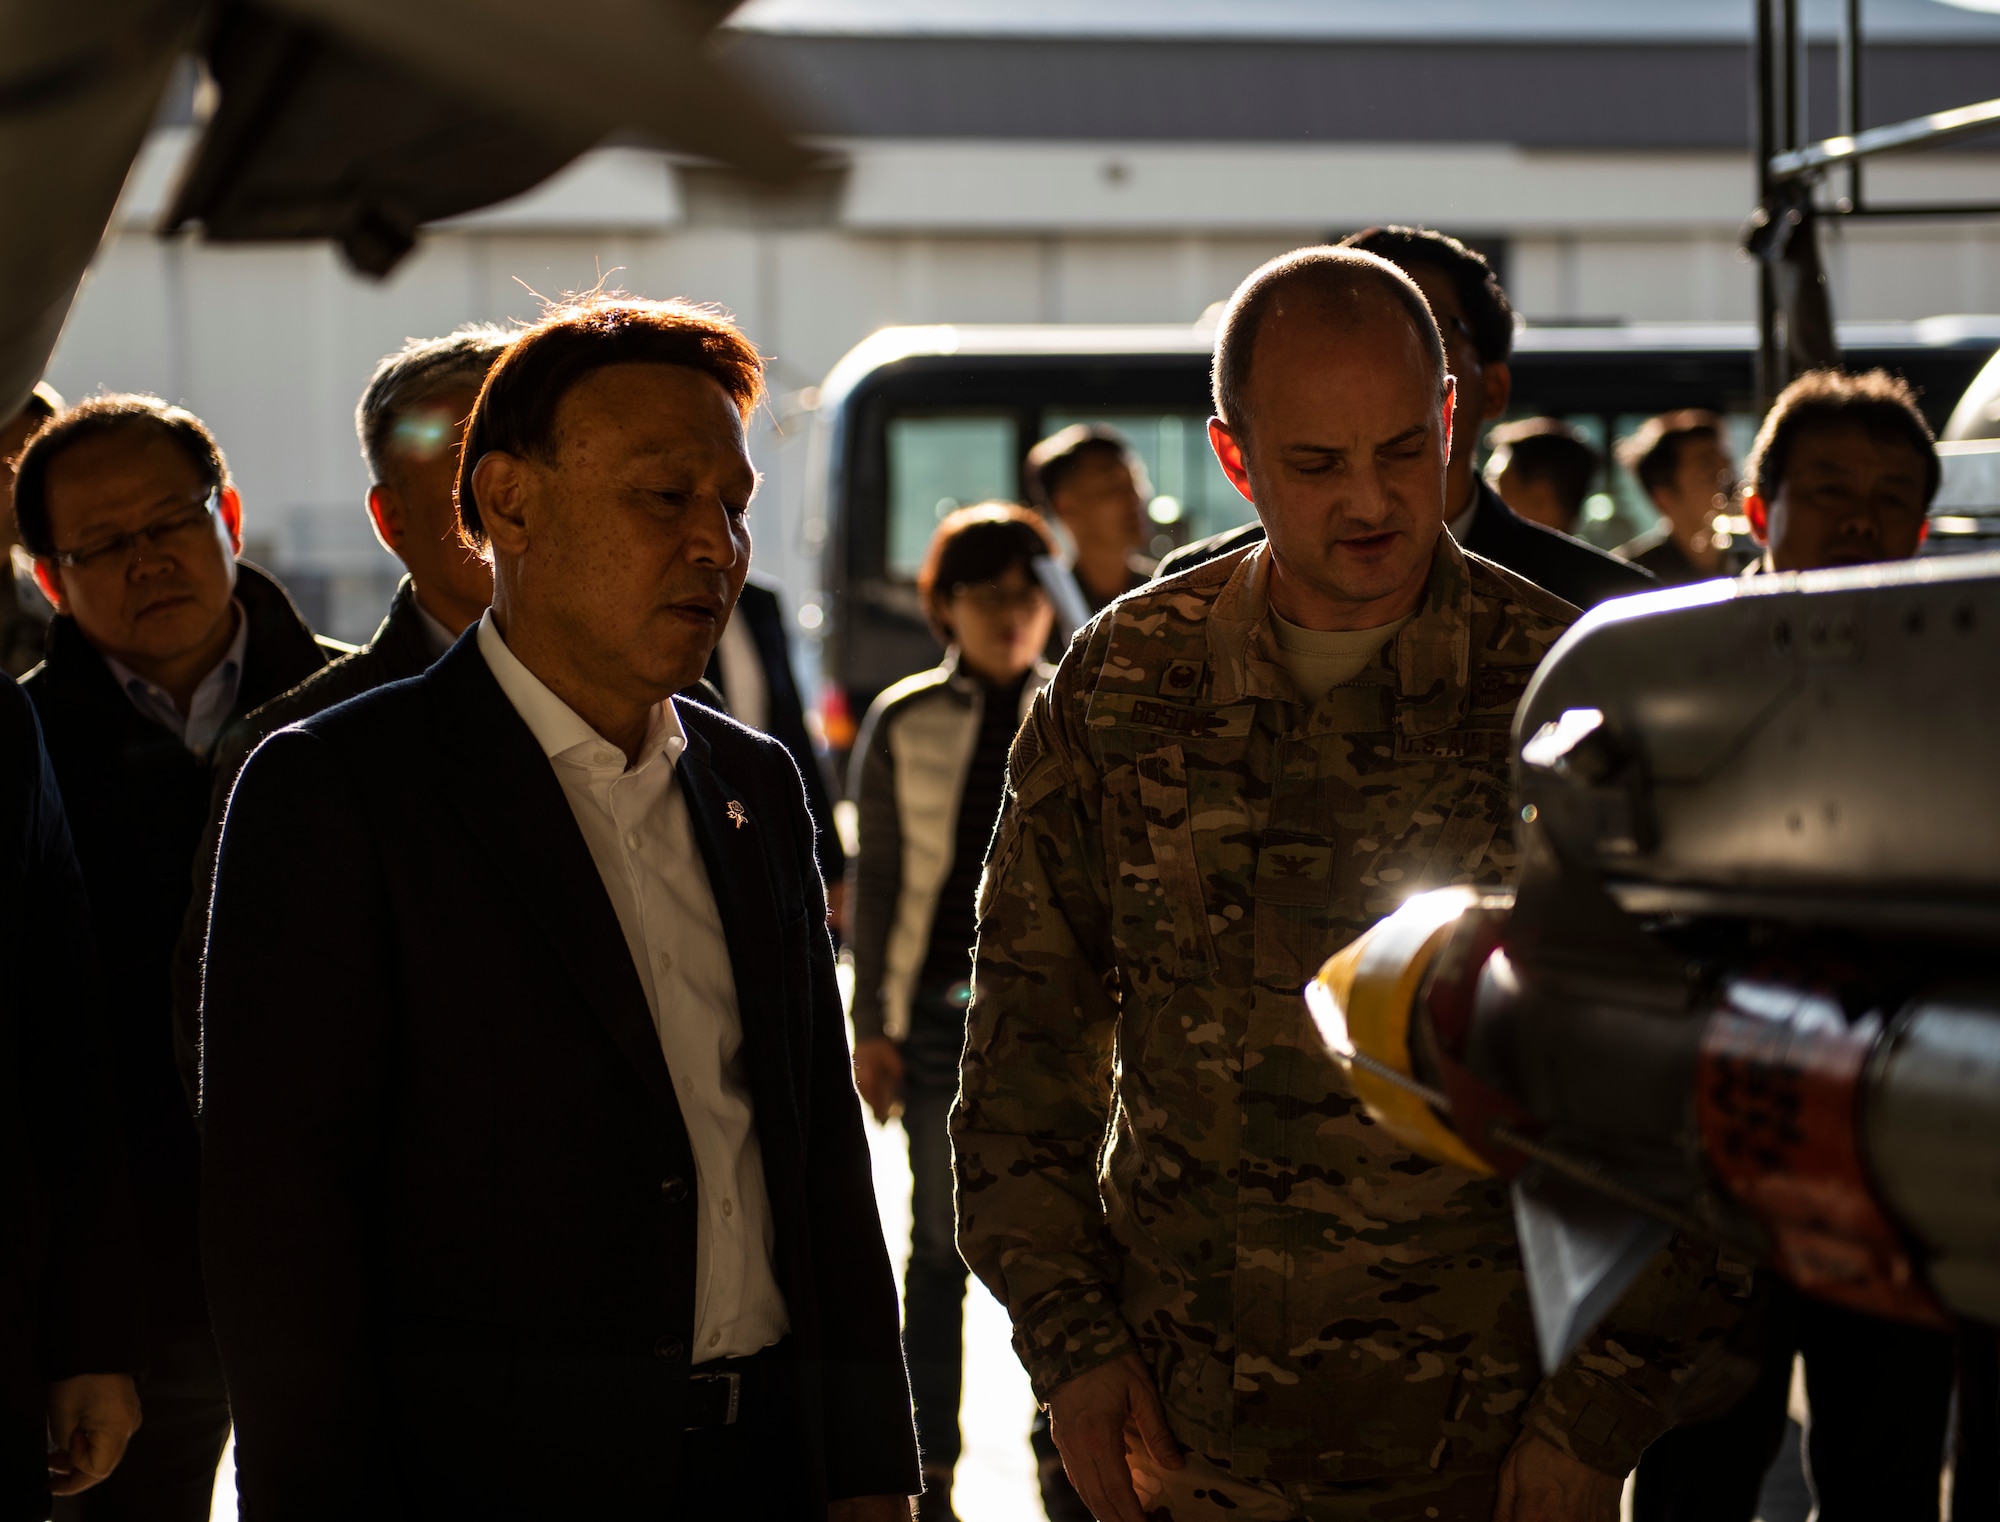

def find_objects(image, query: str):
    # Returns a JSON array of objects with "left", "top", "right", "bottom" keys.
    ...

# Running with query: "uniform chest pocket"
[
  {"left": 1135, "top": 744, "right": 1217, "bottom": 981},
  {"left": 1355, "top": 766, "right": 1510, "bottom": 918},
  {"left": 1254, "top": 831, "right": 1333, "bottom": 908}
]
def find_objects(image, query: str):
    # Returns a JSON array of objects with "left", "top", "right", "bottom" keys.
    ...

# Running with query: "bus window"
[
  {"left": 1039, "top": 410, "right": 1254, "bottom": 558},
  {"left": 887, "top": 414, "right": 1018, "bottom": 578}
]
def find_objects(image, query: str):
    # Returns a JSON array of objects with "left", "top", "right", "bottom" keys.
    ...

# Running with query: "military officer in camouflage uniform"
[{"left": 953, "top": 249, "right": 1734, "bottom": 1522}]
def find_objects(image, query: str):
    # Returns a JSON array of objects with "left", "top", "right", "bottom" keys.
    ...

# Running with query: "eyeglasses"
[
  {"left": 950, "top": 581, "right": 1050, "bottom": 615},
  {"left": 48, "top": 488, "right": 221, "bottom": 571}
]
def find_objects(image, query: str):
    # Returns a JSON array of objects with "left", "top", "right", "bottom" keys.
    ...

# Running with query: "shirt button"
[
  {"left": 658, "top": 950, "right": 674, "bottom": 973},
  {"left": 655, "top": 1337, "right": 683, "bottom": 1360},
  {"left": 626, "top": 830, "right": 641, "bottom": 849},
  {"left": 595, "top": 749, "right": 613, "bottom": 765},
  {"left": 721, "top": 1198, "right": 733, "bottom": 1219},
  {"left": 707, "top": 1331, "right": 721, "bottom": 1349},
  {"left": 660, "top": 1176, "right": 688, "bottom": 1204}
]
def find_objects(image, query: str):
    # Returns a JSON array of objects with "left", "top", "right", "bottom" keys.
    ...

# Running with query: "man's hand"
[
  {"left": 852, "top": 1036, "right": 905, "bottom": 1124},
  {"left": 1047, "top": 1352, "right": 1182, "bottom": 1522},
  {"left": 46, "top": 1373, "right": 141, "bottom": 1496},
  {"left": 1492, "top": 1431, "right": 1622, "bottom": 1522},
  {"left": 828, "top": 1495, "right": 913, "bottom": 1521}
]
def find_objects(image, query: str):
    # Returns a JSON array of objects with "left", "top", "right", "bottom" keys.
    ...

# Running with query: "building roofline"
[{"left": 728, "top": 0, "right": 2000, "bottom": 45}]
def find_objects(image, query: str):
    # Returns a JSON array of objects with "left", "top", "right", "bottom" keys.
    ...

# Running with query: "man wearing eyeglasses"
[
  {"left": 1633, "top": 368, "right": 1954, "bottom": 1522},
  {"left": 12, "top": 394, "right": 345, "bottom": 1522}
]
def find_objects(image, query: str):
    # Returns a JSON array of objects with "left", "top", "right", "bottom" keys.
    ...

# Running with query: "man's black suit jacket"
[
  {"left": 174, "top": 575, "right": 444, "bottom": 1108},
  {"left": 703, "top": 577, "right": 846, "bottom": 882},
  {"left": 0, "top": 678, "right": 139, "bottom": 1522},
  {"left": 24, "top": 563, "right": 339, "bottom": 1338},
  {"left": 200, "top": 634, "right": 919, "bottom": 1519},
  {"left": 1154, "top": 483, "right": 1656, "bottom": 610}
]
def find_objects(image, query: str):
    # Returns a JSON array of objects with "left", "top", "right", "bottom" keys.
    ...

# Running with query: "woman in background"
[{"left": 847, "top": 504, "right": 1066, "bottom": 1522}]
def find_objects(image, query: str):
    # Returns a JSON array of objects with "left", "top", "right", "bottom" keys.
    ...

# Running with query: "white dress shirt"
[
  {"left": 476, "top": 611, "right": 790, "bottom": 1363},
  {"left": 413, "top": 598, "right": 459, "bottom": 659},
  {"left": 1447, "top": 493, "right": 1479, "bottom": 546},
  {"left": 105, "top": 598, "right": 248, "bottom": 756},
  {"left": 713, "top": 610, "right": 769, "bottom": 733}
]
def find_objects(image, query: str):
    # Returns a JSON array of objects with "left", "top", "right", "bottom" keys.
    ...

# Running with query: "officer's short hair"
[
  {"left": 1025, "top": 424, "right": 1140, "bottom": 511},
  {"left": 1486, "top": 418, "right": 1598, "bottom": 531},
  {"left": 1746, "top": 370, "right": 1939, "bottom": 506},
  {"left": 13, "top": 394, "right": 229, "bottom": 558},
  {"left": 357, "top": 326, "right": 513, "bottom": 485},
  {"left": 1617, "top": 410, "right": 1727, "bottom": 502},
  {"left": 1213, "top": 246, "right": 1447, "bottom": 431},
  {"left": 1341, "top": 226, "right": 1515, "bottom": 366}
]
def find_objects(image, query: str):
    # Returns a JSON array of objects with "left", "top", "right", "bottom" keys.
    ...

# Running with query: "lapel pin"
[{"left": 726, "top": 800, "right": 749, "bottom": 830}]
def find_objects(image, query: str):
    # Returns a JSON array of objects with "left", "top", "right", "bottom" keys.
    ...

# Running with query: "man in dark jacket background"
[
  {"left": 0, "top": 674, "right": 143, "bottom": 1519},
  {"left": 1614, "top": 410, "right": 1739, "bottom": 584},
  {"left": 702, "top": 575, "right": 848, "bottom": 915},
  {"left": 1157, "top": 226, "right": 1656, "bottom": 612},
  {"left": 201, "top": 295, "right": 918, "bottom": 1519},
  {"left": 173, "top": 326, "right": 510, "bottom": 1095},
  {"left": 13, "top": 395, "right": 343, "bottom": 1521},
  {"left": 0, "top": 385, "right": 61, "bottom": 678}
]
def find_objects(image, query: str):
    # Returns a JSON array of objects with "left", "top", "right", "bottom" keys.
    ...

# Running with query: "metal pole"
[
  {"left": 1784, "top": 0, "right": 1803, "bottom": 155},
  {"left": 1757, "top": 0, "right": 1783, "bottom": 407},
  {"left": 1841, "top": 0, "right": 1864, "bottom": 209}
]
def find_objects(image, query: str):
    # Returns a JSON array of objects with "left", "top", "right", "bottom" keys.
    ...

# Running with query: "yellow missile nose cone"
[
  {"left": 1305, "top": 932, "right": 1367, "bottom": 1059},
  {"left": 1306, "top": 887, "right": 1494, "bottom": 1177}
]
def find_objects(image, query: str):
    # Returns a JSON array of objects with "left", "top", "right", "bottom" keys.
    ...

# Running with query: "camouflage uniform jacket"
[{"left": 954, "top": 532, "right": 1736, "bottom": 1494}]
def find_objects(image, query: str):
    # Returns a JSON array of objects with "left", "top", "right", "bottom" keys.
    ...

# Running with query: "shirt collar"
[
  {"left": 1203, "top": 532, "right": 1473, "bottom": 735},
  {"left": 103, "top": 597, "right": 249, "bottom": 755},
  {"left": 412, "top": 596, "right": 460, "bottom": 659},
  {"left": 1447, "top": 489, "right": 1481, "bottom": 545},
  {"left": 476, "top": 609, "right": 686, "bottom": 773}
]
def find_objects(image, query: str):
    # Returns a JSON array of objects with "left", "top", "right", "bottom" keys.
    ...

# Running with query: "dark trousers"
[
  {"left": 1634, "top": 1285, "right": 1955, "bottom": 1522},
  {"left": 52, "top": 1329, "right": 229, "bottom": 1522},
  {"left": 902, "top": 1011, "right": 969, "bottom": 1476},
  {"left": 1958, "top": 1325, "right": 2000, "bottom": 1522},
  {"left": 680, "top": 1341, "right": 813, "bottom": 1521}
]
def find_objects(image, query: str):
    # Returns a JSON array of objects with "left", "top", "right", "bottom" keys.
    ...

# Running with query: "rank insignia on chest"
[
  {"left": 1254, "top": 834, "right": 1334, "bottom": 907},
  {"left": 1471, "top": 666, "right": 1532, "bottom": 712},
  {"left": 1158, "top": 660, "right": 1204, "bottom": 697}
]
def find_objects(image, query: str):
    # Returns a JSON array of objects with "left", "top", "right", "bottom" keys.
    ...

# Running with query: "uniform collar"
[{"left": 1203, "top": 531, "right": 1472, "bottom": 736}]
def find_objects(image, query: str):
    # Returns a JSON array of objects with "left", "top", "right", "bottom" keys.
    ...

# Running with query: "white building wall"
[{"left": 43, "top": 132, "right": 2000, "bottom": 642}]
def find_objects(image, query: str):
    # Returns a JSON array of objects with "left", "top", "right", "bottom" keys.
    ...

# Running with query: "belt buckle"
[{"left": 688, "top": 1368, "right": 741, "bottom": 1429}]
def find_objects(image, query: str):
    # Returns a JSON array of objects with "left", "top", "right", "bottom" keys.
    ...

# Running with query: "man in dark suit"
[
  {"left": 1157, "top": 227, "right": 1656, "bottom": 612},
  {"left": 172, "top": 326, "right": 510, "bottom": 1100},
  {"left": 1613, "top": 410, "right": 1738, "bottom": 585},
  {"left": 12, "top": 396, "right": 344, "bottom": 1522},
  {"left": 1024, "top": 424, "right": 1156, "bottom": 611},
  {"left": 703, "top": 574, "right": 847, "bottom": 906},
  {"left": 0, "top": 674, "right": 143, "bottom": 1519},
  {"left": 201, "top": 296, "right": 919, "bottom": 1520}
]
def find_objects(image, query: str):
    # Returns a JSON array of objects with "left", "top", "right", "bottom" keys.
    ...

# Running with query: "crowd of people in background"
[{"left": 0, "top": 223, "right": 1959, "bottom": 1522}]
